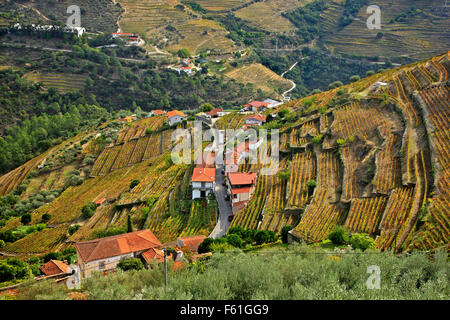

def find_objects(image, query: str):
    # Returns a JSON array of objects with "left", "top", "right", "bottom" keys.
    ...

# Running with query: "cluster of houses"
[
  {"left": 37, "top": 230, "right": 208, "bottom": 288},
  {"left": 112, "top": 29, "right": 142, "bottom": 46},
  {"left": 171, "top": 58, "right": 202, "bottom": 76}
]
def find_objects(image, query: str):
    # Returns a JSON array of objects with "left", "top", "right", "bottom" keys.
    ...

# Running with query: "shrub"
[
  {"left": 312, "top": 134, "right": 323, "bottom": 144},
  {"left": 349, "top": 75, "right": 360, "bottom": 82},
  {"left": 81, "top": 202, "right": 97, "bottom": 219},
  {"left": 227, "top": 234, "right": 243, "bottom": 248},
  {"left": 0, "top": 239, "right": 5, "bottom": 249},
  {"left": 198, "top": 238, "right": 214, "bottom": 254},
  {"left": 68, "top": 224, "right": 81, "bottom": 235},
  {"left": 130, "top": 179, "right": 140, "bottom": 189},
  {"left": 21, "top": 213, "right": 32, "bottom": 225},
  {"left": 117, "top": 258, "right": 144, "bottom": 271},
  {"left": 227, "top": 226, "right": 245, "bottom": 238},
  {"left": 43, "top": 252, "right": 60, "bottom": 263},
  {"left": 328, "top": 226, "right": 349, "bottom": 245},
  {"left": 254, "top": 230, "right": 270, "bottom": 245},
  {"left": 41, "top": 213, "right": 51, "bottom": 223},
  {"left": 350, "top": 233, "right": 375, "bottom": 251}
]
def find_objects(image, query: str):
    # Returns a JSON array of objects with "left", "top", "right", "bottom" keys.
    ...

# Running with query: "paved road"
[{"left": 209, "top": 164, "right": 232, "bottom": 239}]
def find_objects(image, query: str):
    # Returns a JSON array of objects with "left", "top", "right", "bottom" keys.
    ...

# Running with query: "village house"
[
  {"left": 39, "top": 260, "right": 73, "bottom": 278},
  {"left": 74, "top": 230, "right": 162, "bottom": 279},
  {"left": 177, "top": 235, "right": 207, "bottom": 253},
  {"left": 148, "top": 109, "right": 166, "bottom": 117},
  {"left": 167, "top": 110, "right": 187, "bottom": 126},
  {"left": 226, "top": 172, "right": 257, "bottom": 210},
  {"left": 191, "top": 167, "right": 216, "bottom": 199},
  {"left": 205, "top": 108, "right": 224, "bottom": 118},
  {"left": 244, "top": 114, "right": 267, "bottom": 127},
  {"left": 263, "top": 98, "right": 283, "bottom": 109},
  {"left": 244, "top": 101, "right": 270, "bottom": 113},
  {"left": 112, "top": 32, "right": 141, "bottom": 46}
]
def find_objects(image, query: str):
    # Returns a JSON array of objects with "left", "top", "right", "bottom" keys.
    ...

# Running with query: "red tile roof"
[
  {"left": 206, "top": 108, "right": 224, "bottom": 116},
  {"left": 95, "top": 198, "right": 106, "bottom": 206},
  {"left": 246, "top": 101, "right": 270, "bottom": 109},
  {"left": 152, "top": 110, "right": 166, "bottom": 115},
  {"left": 177, "top": 235, "right": 207, "bottom": 252},
  {"left": 231, "top": 187, "right": 252, "bottom": 195},
  {"left": 192, "top": 167, "right": 216, "bottom": 182},
  {"left": 141, "top": 248, "right": 168, "bottom": 264},
  {"left": 245, "top": 114, "right": 267, "bottom": 122},
  {"left": 228, "top": 172, "right": 257, "bottom": 186},
  {"left": 74, "top": 230, "right": 162, "bottom": 263},
  {"left": 167, "top": 110, "right": 186, "bottom": 118},
  {"left": 40, "top": 260, "right": 72, "bottom": 276}
]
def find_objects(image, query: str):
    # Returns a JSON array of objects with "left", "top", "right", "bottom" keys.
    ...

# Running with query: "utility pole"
[{"left": 163, "top": 248, "right": 167, "bottom": 293}]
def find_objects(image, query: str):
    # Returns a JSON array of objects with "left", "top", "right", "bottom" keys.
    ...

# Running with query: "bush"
[
  {"left": 81, "top": 202, "right": 97, "bottom": 219},
  {"left": 43, "top": 252, "right": 60, "bottom": 263},
  {"left": 117, "top": 258, "right": 144, "bottom": 271},
  {"left": 68, "top": 224, "right": 81, "bottom": 235},
  {"left": 350, "top": 233, "right": 375, "bottom": 251},
  {"left": 21, "top": 213, "right": 32, "bottom": 225},
  {"left": 130, "top": 179, "right": 140, "bottom": 189},
  {"left": 198, "top": 238, "right": 215, "bottom": 254},
  {"left": 226, "top": 234, "right": 243, "bottom": 248},
  {"left": 349, "top": 75, "right": 360, "bottom": 82},
  {"left": 328, "top": 226, "right": 349, "bottom": 245},
  {"left": 312, "top": 134, "right": 323, "bottom": 144},
  {"left": 254, "top": 230, "right": 270, "bottom": 245},
  {"left": 227, "top": 226, "right": 245, "bottom": 238},
  {"left": 41, "top": 213, "right": 51, "bottom": 223},
  {"left": 0, "top": 239, "right": 5, "bottom": 248}
]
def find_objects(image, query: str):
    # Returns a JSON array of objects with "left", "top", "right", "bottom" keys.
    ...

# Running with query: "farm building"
[
  {"left": 74, "top": 230, "right": 162, "bottom": 279},
  {"left": 177, "top": 235, "right": 207, "bottom": 253},
  {"left": 226, "top": 172, "right": 257, "bottom": 208},
  {"left": 244, "top": 114, "right": 267, "bottom": 126}
]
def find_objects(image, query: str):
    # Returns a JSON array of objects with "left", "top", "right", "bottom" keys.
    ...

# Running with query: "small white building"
[
  {"left": 244, "top": 114, "right": 267, "bottom": 126},
  {"left": 191, "top": 167, "right": 216, "bottom": 199},
  {"left": 167, "top": 110, "right": 187, "bottom": 126}
]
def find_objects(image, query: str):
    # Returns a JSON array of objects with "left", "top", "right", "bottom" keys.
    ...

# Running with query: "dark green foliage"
[
  {"left": 198, "top": 238, "right": 215, "bottom": 254},
  {"left": 227, "top": 226, "right": 245, "bottom": 238},
  {"left": 81, "top": 202, "right": 97, "bottom": 219},
  {"left": 127, "top": 214, "right": 133, "bottom": 233},
  {"left": 339, "top": 0, "right": 369, "bottom": 27},
  {"left": 130, "top": 179, "right": 140, "bottom": 190},
  {"left": 42, "top": 252, "right": 59, "bottom": 263},
  {"left": 328, "top": 226, "right": 350, "bottom": 245},
  {"left": 21, "top": 213, "right": 31, "bottom": 225},
  {"left": 0, "top": 258, "right": 28, "bottom": 282},
  {"left": 68, "top": 224, "right": 81, "bottom": 236},
  {"left": 350, "top": 233, "right": 375, "bottom": 251},
  {"left": 117, "top": 258, "right": 144, "bottom": 272},
  {"left": 41, "top": 213, "right": 51, "bottom": 223},
  {"left": 227, "top": 234, "right": 243, "bottom": 248}
]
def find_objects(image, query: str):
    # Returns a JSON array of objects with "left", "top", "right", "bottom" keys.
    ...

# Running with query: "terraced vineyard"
[
  {"left": 225, "top": 63, "right": 292, "bottom": 98},
  {"left": 215, "top": 111, "right": 246, "bottom": 130},
  {"left": 286, "top": 151, "right": 316, "bottom": 210},
  {"left": 91, "top": 129, "right": 174, "bottom": 176},
  {"left": 344, "top": 197, "right": 388, "bottom": 235},
  {"left": 23, "top": 72, "right": 88, "bottom": 93},
  {"left": 291, "top": 150, "right": 346, "bottom": 243},
  {"left": 321, "top": 0, "right": 450, "bottom": 59},
  {"left": 194, "top": 0, "right": 250, "bottom": 12}
]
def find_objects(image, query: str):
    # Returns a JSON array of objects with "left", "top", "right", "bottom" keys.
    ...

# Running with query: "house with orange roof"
[
  {"left": 149, "top": 109, "right": 166, "bottom": 117},
  {"left": 244, "top": 114, "right": 267, "bottom": 126},
  {"left": 74, "top": 229, "right": 162, "bottom": 279},
  {"left": 177, "top": 235, "right": 207, "bottom": 253},
  {"left": 244, "top": 101, "right": 270, "bottom": 112},
  {"left": 191, "top": 167, "right": 216, "bottom": 199},
  {"left": 205, "top": 108, "right": 224, "bottom": 118},
  {"left": 167, "top": 110, "right": 187, "bottom": 126},
  {"left": 39, "top": 260, "right": 73, "bottom": 278},
  {"left": 226, "top": 172, "right": 257, "bottom": 207}
]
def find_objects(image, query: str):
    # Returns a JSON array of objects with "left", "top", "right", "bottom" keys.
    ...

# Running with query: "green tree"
[
  {"left": 328, "top": 226, "right": 349, "bottom": 245},
  {"left": 198, "top": 238, "right": 214, "bottom": 254},
  {"left": 21, "top": 213, "right": 32, "bottom": 225},
  {"left": 199, "top": 103, "right": 214, "bottom": 112},
  {"left": 127, "top": 214, "right": 133, "bottom": 233},
  {"left": 41, "top": 213, "right": 51, "bottom": 223},
  {"left": 227, "top": 234, "right": 243, "bottom": 248},
  {"left": 117, "top": 258, "right": 144, "bottom": 271},
  {"left": 81, "top": 202, "right": 97, "bottom": 219},
  {"left": 350, "top": 233, "right": 375, "bottom": 251},
  {"left": 281, "top": 225, "right": 293, "bottom": 243}
]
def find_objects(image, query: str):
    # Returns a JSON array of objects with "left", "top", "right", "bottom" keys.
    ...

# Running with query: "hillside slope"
[{"left": 0, "top": 51, "right": 449, "bottom": 257}]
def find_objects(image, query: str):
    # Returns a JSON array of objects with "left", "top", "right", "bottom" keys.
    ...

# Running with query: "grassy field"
[
  {"left": 234, "top": 0, "right": 313, "bottom": 32},
  {"left": 321, "top": 0, "right": 450, "bottom": 59},
  {"left": 225, "top": 63, "right": 292, "bottom": 98},
  {"left": 23, "top": 72, "right": 88, "bottom": 93}
]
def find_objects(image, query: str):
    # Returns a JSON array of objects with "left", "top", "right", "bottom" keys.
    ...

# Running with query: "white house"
[
  {"left": 244, "top": 114, "right": 267, "bottom": 126},
  {"left": 191, "top": 167, "right": 216, "bottom": 199},
  {"left": 263, "top": 99, "right": 283, "bottom": 109},
  {"left": 167, "top": 110, "right": 187, "bottom": 126}
]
